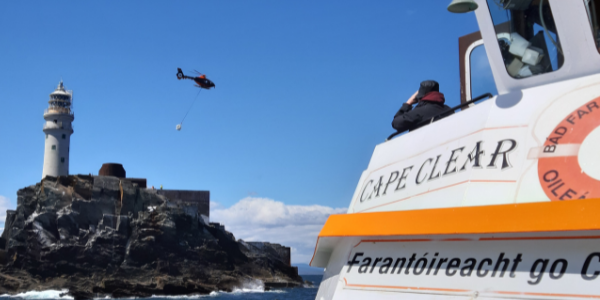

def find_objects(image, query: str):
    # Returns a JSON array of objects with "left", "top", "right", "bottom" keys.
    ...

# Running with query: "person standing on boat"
[{"left": 392, "top": 80, "right": 452, "bottom": 133}]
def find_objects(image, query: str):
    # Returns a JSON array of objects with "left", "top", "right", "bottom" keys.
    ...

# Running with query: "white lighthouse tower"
[{"left": 42, "top": 81, "right": 74, "bottom": 179}]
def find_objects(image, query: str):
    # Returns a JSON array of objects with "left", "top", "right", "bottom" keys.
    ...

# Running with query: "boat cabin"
[
  {"left": 313, "top": 1, "right": 600, "bottom": 299},
  {"left": 460, "top": 0, "right": 600, "bottom": 101}
]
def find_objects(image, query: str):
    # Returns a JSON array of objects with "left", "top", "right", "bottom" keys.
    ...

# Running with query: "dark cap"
[{"left": 416, "top": 80, "right": 439, "bottom": 100}]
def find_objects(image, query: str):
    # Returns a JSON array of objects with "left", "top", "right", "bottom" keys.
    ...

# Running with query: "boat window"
[
  {"left": 584, "top": 0, "right": 600, "bottom": 53},
  {"left": 470, "top": 44, "right": 498, "bottom": 98},
  {"left": 486, "top": 0, "right": 564, "bottom": 79}
]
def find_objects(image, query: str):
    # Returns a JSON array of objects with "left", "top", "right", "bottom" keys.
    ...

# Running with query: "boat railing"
[{"left": 386, "top": 93, "right": 494, "bottom": 141}]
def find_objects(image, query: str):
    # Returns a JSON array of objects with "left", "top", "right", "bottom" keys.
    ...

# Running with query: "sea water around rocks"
[{"left": 0, "top": 275, "right": 322, "bottom": 300}]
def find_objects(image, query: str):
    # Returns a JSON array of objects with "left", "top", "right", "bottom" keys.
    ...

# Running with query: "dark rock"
[
  {"left": 0, "top": 274, "right": 22, "bottom": 291},
  {"left": 69, "top": 290, "right": 94, "bottom": 300},
  {"left": 0, "top": 176, "right": 302, "bottom": 298}
]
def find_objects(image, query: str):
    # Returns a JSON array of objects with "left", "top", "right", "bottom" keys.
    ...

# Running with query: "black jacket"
[{"left": 392, "top": 92, "right": 453, "bottom": 133}]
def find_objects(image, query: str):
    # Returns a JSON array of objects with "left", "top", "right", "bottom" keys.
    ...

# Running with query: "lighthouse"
[{"left": 42, "top": 81, "right": 74, "bottom": 179}]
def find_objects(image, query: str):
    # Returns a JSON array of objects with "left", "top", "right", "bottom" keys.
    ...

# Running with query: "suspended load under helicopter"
[{"left": 175, "top": 68, "right": 215, "bottom": 131}]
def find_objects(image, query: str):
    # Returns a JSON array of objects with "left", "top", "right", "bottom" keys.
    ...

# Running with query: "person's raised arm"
[
  {"left": 392, "top": 91, "right": 421, "bottom": 132},
  {"left": 394, "top": 91, "right": 418, "bottom": 118},
  {"left": 406, "top": 90, "right": 418, "bottom": 105}
]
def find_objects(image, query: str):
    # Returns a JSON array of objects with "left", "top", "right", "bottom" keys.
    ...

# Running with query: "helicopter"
[{"left": 176, "top": 68, "right": 215, "bottom": 89}]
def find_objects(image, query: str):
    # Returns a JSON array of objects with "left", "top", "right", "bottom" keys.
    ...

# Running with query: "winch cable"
[{"left": 180, "top": 88, "right": 202, "bottom": 126}]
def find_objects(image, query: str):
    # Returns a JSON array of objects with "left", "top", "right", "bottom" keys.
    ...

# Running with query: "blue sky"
[{"left": 0, "top": 1, "right": 485, "bottom": 262}]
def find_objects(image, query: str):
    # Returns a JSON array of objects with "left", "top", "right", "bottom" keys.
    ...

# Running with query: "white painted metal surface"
[
  {"left": 313, "top": 0, "right": 600, "bottom": 299},
  {"left": 350, "top": 75, "right": 600, "bottom": 214},
  {"left": 316, "top": 233, "right": 600, "bottom": 300}
]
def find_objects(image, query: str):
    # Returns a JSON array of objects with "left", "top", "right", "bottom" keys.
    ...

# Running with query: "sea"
[{"left": 0, "top": 275, "right": 322, "bottom": 300}]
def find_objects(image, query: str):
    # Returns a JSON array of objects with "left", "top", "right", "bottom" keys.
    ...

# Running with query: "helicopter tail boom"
[{"left": 176, "top": 68, "right": 193, "bottom": 80}]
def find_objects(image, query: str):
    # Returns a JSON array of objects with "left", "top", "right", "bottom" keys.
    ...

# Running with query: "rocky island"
[{"left": 0, "top": 175, "right": 303, "bottom": 299}]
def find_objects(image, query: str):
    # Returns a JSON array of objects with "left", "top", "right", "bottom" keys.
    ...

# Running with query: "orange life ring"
[{"left": 538, "top": 97, "right": 600, "bottom": 201}]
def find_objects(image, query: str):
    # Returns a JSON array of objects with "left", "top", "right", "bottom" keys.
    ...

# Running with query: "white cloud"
[{"left": 210, "top": 197, "right": 346, "bottom": 264}]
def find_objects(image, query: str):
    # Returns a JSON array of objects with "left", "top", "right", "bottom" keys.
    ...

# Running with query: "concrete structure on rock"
[
  {"left": 98, "top": 163, "right": 147, "bottom": 188},
  {"left": 157, "top": 189, "right": 210, "bottom": 221},
  {"left": 244, "top": 241, "right": 292, "bottom": 266},
  {"left": 42, "top": 81, "right": 74, "bottom": 179},
  {"left": 94, "top": 162, "right": 289, "bottom": 264},
  {"left": 98, "top": 163, "right": 210, "bottom": 221}
]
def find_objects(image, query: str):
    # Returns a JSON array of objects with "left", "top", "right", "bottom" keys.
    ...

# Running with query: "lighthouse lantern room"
[{"left": 42, "top": 81, "right": 74, "bottom": 179}]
